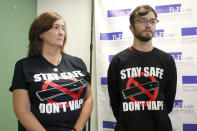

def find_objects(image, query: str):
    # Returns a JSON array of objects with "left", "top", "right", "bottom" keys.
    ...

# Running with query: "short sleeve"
[
  {"left": 9, "top": 60, "right": 27, "bottom": 92},
  {"left": 75, "top": 58, "right": 91, "bottom": 84}
]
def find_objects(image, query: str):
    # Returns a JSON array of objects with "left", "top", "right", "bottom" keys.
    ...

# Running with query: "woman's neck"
[{"left": 42, "top": 45, "right": 62, "bottom": 66}]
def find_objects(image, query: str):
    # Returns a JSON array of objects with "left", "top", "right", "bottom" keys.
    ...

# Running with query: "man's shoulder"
[
  {"left": 109, "top": 49, "right": 131, "bottom": 67},
  {"left": 113, "top": 49, "right": 129, "bottom": 59},
  {"left": 154, "top": 47, "right": 166, "bottom": 53},
  {"left": 154, "top": 48, "right": 174, "bottom": 61}
]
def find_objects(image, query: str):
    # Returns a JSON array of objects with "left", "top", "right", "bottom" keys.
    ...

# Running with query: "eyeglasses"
[{"left": 135, "top": 18, "right": 159, "bottom": 25}]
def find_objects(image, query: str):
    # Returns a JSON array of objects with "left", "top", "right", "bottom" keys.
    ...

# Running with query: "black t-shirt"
[
  {"left": 10, "top": 53, "right": 90, "bottom": 131},
  {"left": 107, "top": 48, "right": 177, "bottom": 131}
]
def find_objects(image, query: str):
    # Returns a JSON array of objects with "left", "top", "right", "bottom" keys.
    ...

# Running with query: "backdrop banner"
[{"left": 95, "top": 0, "right": 197, "bottom": 131}]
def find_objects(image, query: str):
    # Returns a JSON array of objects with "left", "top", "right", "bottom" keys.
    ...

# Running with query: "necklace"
[{"left": 53, "top": 54, "right": 61, "bottom": 72}]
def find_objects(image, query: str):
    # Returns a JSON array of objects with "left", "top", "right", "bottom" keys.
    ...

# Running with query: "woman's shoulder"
[
  {"left": 15, "top": 56, "right": 29, "bottom": 64},
  {"left": 15, "top": 56, "right": 42, "bottom": 66},
  {"left": 63, "top": 53, "right": 84, "bottom": 63},
  {"left": 62, "top": 53, "right": 87, "bottom": 71}
]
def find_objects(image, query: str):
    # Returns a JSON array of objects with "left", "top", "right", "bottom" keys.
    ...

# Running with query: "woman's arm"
[
  {"left": 73, "top": 82, "right": 93, "bottom": 131},
  {"left": 13, "top": 89, "right": 46, "bottom": 131}
]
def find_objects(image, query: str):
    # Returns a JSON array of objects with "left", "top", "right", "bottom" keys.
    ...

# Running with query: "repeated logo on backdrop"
[
  {"left": 182, "top": 27, "right": 197, "bottom": 36},
  {"left": 102, "top": 121, "right": 116, "bottom": 129},
  {"left": 107, "top": 9, "right": 131, "bottom": 17},
  {"left": 155, "top": 4, "right": 181, "bottom": 14},
  {"left": 154, "top": 29, "right": 164, "bottom": 38},
  {"left": 173, "top": 100, "right": 195, "bottom": 114},
  {"left": 156, "top": 3, "right": 193, "bottom": 18},
  {"left": 100, "top": 32, "right": 123, "bottom": 40},
  {"left": 168, "top": 52, "right": 194, "bottom": 67},
  {"left": 183, "top": 124, "right": 197, "bottom": 131},
  {"left": 181, "top": 27, "right": 197, "bottom": 43}
]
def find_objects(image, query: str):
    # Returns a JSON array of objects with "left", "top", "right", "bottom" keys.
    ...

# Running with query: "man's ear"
[{"left": 129, "top": 24, "right": 134, "bottom": 34}]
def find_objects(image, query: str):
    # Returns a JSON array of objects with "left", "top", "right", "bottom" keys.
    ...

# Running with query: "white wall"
[
  {"left": 37, "top": 0, "right": 91, "bottom": 68},
  {"left": 37, "top": 0, "right": 98, "bottom": 131}
]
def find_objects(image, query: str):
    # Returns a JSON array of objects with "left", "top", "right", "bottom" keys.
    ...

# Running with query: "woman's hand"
[
  {"left": 73, "top": 82, "right": 93, "bottom": 131},
  {"left": 13, "top": 89, "right": 46, "bottom": 131}
]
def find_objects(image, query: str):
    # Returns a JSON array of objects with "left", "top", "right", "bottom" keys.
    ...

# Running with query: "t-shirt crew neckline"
[{"left": 127, "top": 46, "right": 156, "bottom": 57}]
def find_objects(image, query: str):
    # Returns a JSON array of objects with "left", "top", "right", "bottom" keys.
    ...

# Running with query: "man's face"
[{"left": 131, "top": 11, "right": 157, "bottom": 42}]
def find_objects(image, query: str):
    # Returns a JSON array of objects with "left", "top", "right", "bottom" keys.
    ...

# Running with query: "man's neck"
[{"left": 132, "top": 39, "right": 153, "bottom": 52}]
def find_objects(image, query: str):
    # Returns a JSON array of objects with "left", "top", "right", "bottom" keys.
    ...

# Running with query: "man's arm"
[
  {"left": 107, "top": 58, "right": 121, "bottom": 120},
  {"left": 165, "top": 56, "right": 177, "bottom": 113}
]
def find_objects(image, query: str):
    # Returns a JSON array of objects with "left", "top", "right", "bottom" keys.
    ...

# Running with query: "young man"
[{"left": 107, "top": 5, "right": 177, "bottom": 131}]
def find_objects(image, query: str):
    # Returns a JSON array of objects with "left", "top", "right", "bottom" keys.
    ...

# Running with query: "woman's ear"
[{"left": 39, "top": 33, "right": 43, "bottom": 39}]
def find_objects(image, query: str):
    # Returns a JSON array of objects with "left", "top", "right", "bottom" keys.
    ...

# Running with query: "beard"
[{"left": 134, "top": 28, "right": 155, "bottom": 42}]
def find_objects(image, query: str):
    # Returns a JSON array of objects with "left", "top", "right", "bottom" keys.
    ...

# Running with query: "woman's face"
[{"left": 40, "top": 19, "right": 65, "bottom": 48}]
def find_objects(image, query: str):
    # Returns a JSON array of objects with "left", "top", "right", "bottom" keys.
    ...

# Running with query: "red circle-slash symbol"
[
  {"left": 126, "top": 72, "right": 159, "bottom": 106},
  {"left": 42, "top": 77, "right": 83, "bottom": 108}
]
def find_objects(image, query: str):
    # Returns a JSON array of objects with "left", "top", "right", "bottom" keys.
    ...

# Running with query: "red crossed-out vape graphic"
[
  {"left": 122, "top": 72, "right": 159, "bottom": 106},
  {"left": 36, "top": 78, "right": 86, "bottom": 106}
]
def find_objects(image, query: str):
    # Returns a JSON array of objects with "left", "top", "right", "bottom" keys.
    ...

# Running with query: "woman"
[{"left": 10, "top": 12, "right": 93, "bottom": 131}]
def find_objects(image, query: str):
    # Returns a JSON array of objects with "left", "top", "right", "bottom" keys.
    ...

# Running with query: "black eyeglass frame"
[{"left": 135, "top": 18, "right": 159, "bottom": 25}]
